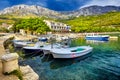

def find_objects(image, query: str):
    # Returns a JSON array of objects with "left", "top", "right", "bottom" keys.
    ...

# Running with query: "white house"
[{"left": 44, "top": 20, "right": 71, "bottom": 32}]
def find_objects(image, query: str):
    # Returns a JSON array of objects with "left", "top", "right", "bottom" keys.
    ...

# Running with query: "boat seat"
[{"left": 71, "top": 48, "right": 84, "bottom": 52}]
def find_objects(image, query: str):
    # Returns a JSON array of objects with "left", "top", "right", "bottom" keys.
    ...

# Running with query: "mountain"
[
  {"left": 61, "top": 5, "right": 120, "bottom": 17},
  {"left": 0, "top": 5, "right": 120, "bottom": 19},
  {"left": 63, "top": 11, "right": 120, "bottom": 32},
  {"left": 0, "top": 4, "right": 67, "bottom": 19}
]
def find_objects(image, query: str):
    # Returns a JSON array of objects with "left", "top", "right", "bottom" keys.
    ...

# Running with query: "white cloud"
[
  {"left": 26, "top": 0, "right": 47, "bottom": 7},
  {"left": 81, "top": 0, "right": 120, "bottom": 8}
]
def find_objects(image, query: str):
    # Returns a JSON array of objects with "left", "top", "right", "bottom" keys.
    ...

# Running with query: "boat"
[
  {"left": 13, "top": 40, "right": 32, "bottom": 48},
  {"left": 38, "top": 37, "right": 48, "bottom": 42},
  {"left": 51, "top": 46, "right": 93, "bottom": 58},
  {"left": 23, "top": 42, "right": 44, "bottom": 54},
  {"left": 56, "top": 36, "right": 69, "bottom": 41},
  {"left": 85, "top": 34, "right": 109, "bottom": 41},
  {"left": 23, "top": 41, "right": 62, "bottom": 54},
  {"left": 41, "top": 43, "right": 62, "bottom": 54}
]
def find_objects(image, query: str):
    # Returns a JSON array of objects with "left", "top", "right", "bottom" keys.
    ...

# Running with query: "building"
[{"left": 44, "top": 20, "right": 71, "bottom": 32}]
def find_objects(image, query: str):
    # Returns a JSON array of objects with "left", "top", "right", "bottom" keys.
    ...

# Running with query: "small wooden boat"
[{"left": 51, "top": 46, "right": 93, "bottom": 58}]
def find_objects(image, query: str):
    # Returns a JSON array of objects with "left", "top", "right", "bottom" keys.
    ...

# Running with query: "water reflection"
[
  {"left": 41, "top": 54, "right": 53, "bottom": 62},
  {"left": 86, "top": 40, "right": 108, "bottom": 44},
  {"left": 50, "top": 53, "right": 92, "bottom": 69}
]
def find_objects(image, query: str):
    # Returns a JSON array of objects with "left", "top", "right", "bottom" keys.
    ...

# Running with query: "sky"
[{"left": 0, "top": 0, "right": 120, "bottom": 11}]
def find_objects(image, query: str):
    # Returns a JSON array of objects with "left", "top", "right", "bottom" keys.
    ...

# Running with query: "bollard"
[{"left": 1, "top": 53, "right": 19, "bottom": 74}]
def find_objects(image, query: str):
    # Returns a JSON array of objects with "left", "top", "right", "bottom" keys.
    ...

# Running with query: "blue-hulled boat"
[
  {"left": 38, "top": 37, "right": 48, "bottom": 42},
  {"left": 85, "top": 35, "right": 109, "bottom": 41}
]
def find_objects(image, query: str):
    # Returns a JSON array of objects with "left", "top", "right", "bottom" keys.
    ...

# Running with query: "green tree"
[{"left": 11, "top": 18, "right": 50, "bottom": 34}]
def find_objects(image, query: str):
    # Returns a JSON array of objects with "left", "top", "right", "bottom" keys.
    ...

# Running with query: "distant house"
[{"left": 44, "top": 20, "right": 71, "bottom": 32}]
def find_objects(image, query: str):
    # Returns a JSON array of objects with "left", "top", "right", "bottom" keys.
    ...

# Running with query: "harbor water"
[{"left": 19, "top": 36, "right": 120, "bottom": 80}]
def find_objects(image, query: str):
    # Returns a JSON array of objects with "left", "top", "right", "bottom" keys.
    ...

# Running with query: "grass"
[{"left": 4, "top": 69, "right": 23, "bottom": 80}]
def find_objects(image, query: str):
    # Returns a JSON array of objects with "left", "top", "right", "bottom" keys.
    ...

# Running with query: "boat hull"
[
  {"left": 85, "top": 36, "right": 109, "bottom": 41},
  {"left": 43, "top": 50, "right": 51, "bottom": 54},
  {"left": 14, "top": 42, "right": 27, "bottom": 48},
  {"left": 51, "top": 46, "right": 93, "bottom": 58},
  {"left": 23, "top": 47, "right": 43, "bottom": 54},
  {"left": 41, "top": 44, "right": 61, "bottom": 54}
]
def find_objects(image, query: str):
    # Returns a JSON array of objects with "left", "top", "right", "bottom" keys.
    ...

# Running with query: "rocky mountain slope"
[
  {"left": 0, "top": 4, "right": 67, "bottom": 19},
  {"left": 0, "top": 5, "right": 120, "bottom": 18},
  {"left": 62, "top": 5, "right": 120, "bottom": 17}
]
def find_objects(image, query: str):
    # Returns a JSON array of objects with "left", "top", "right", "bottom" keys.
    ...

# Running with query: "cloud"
[
  {"left": 25, "top": 0, "right": 47, "bottom": 7},
  {"left": 81, "top": 0, "right": 120, "bottom": 8}
]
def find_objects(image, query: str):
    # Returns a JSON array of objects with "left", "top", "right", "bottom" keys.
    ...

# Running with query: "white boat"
[
  {"left": 56, "top": 36, "right": 69, "bottom": 41},
  {"left": 41, "top": 43, "right": 62, "bottom": 54},
  {"left": 13, "top": 40, "right": 32, "bottom": 48},
  {"left": 23, "top": 42, "right": 45, "bottom": 54},
  {"left": 51, "top": 46, "right": 93, "bottom": 58},
  {"left": 23, "top": 41, "right": 60, "bottom": 54}
]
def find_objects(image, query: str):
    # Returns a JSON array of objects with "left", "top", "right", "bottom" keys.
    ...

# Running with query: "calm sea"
[{"left": 19, "top": 35, "right": 120, "bottom": 80}]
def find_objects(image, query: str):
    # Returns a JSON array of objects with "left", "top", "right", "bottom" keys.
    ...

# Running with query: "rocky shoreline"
[
  {"left": 0, "top": 33, "right": 39, "bottom": 80},
  {"left": 0, "top": 33, "right": 18, "bottom": 80},
  {"left": 0, "top": 32, "right": 120, "bottom": 80}
]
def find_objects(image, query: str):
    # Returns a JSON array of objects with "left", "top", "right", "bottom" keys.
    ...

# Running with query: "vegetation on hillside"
[
  {"left": 1, "top": 11, "right": 120, "bottom": 33},
  {"left": 0, "top": 27, "right": 9, "bottom": 32},
  {"left": 0, "top": 18, "right": 15, "bottom": 25},
  {"left": 62, "top": 12, "right": 120, "bottom": 32},
  {"left": 12, "top": 18, "right": 50, "bottom": 34}
]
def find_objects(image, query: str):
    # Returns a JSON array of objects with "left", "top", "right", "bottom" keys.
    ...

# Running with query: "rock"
[
  {"left": 1, "top": 53, "right": 19, "bottom": 61},
  {"left": 1, "top": 53, "right": 19, "bottom": 73},
  {"left": 20, "top": 65, "right": 39, "bottom": 80}
]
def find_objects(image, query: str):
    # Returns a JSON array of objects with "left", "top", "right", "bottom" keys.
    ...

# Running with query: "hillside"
[
  {"left": 61, "top": 5, "right": 120, "bottom": 17},
  {"left": 62, "top": 12, "right": 120, "bottom": 32},
  {"left": 0, "top": 4, "right": 68, "bottom": 19},
  {"left": 0, "top": 4, "right": 120, "bottom": 32},
  {"left": 1, "top": 5, "right": 120, "bottom": 19},
  {"left": 0, "top": 17, "right": 15, "bottom": 24}
]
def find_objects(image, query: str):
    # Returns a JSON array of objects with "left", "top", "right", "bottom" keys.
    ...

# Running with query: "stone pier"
[{"left": 1, "top": 53, "right": 19, "bottom": 74}]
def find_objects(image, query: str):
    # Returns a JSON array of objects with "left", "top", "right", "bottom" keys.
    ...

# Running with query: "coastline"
[
  {"left": 0, "top": 33, "right": 39, "bottom": 80},
  {"left": 0, "top": 32, "right": 120, "bottom": 80},
  {"left": 0, "top": 33, "right": 18, "bottom": 80}
]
